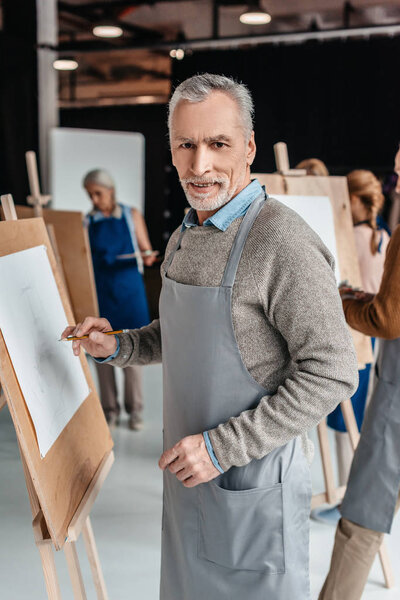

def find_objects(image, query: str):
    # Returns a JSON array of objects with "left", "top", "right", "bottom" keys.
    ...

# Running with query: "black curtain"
[
  {"left": 172, "top": 36, "right": 400, "bottom": 175},
  {"left": 0, "top": 0, "right": 38, "bottom": 204}
]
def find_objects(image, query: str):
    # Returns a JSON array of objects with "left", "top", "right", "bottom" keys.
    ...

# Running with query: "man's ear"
[{"left": 247, "top": 131, "right": 256, "bottom": 166}]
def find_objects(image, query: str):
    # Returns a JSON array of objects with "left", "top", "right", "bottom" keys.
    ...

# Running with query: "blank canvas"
[{"left": 274, "top": 195, "right": 341, "bottom": 281}]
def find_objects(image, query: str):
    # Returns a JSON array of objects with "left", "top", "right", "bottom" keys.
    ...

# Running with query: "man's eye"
[
  {"left": 181, "top": 143, "right": 193, "bottom": 149},
  {"left": 213, "top": 142, "right": 226, "bottom": 149}
]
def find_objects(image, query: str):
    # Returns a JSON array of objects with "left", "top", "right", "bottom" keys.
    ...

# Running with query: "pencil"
[{"left": 60, "top": 329, "right": 129, "bottom": 342}]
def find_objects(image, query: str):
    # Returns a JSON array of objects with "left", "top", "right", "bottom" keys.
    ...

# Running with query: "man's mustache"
[{"left": 180, "top": 177, "right": 228, "bottom": 186}]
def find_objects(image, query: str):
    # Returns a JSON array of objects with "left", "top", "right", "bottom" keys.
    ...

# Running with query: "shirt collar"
[
  {"left": 182, "top": 179, "right": 265, "bottom": 232},
  {"left": 88, "top": 203, "right": 122, "bottom": 221}
]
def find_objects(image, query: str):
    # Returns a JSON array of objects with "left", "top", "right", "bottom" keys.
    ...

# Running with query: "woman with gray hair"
[{"left": 83, "top": 168, "right": 156, "bottom": 430}]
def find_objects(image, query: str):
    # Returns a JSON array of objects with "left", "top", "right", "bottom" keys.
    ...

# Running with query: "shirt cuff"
[
  {"left": 93, "top": 337, "right": 120, "bottom": 363},
  {"left": 203, "top": 431, "right": 224, "bottom": 474}
]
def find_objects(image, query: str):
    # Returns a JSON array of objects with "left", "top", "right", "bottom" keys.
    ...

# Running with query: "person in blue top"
[{"left": 83, "top": 169, "right": 156, "bottom": 430}]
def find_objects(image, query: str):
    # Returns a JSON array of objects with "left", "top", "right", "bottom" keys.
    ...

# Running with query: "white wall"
[{"left": 50, "top": 128, "right": 145, "bottom": 213}]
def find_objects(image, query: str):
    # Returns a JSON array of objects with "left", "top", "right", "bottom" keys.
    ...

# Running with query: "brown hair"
[
  {"left": 347, "top": 169, "right": 385, "bottom": 255},
  {"left": 295, "top": 158, "right": 329, "bottom": 176}
]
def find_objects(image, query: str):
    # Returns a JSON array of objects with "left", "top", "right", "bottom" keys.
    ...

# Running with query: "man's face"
[
  {"left": 394, "top": 149, "right": 400, "bottom": 194},
  {"left": 170, "top": 91, "right": 256, "bottom": 211}
]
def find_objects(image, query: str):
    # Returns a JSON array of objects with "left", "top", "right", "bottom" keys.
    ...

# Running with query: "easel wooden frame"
[
  {"left": 0, "top": 193, "right": 113, "bottom": 599},
  {"left": 255, "top": 143, "right": 394, "bottom": 588}
]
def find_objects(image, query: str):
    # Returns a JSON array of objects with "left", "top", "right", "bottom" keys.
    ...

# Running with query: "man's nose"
[{"left": 190, "top": 147, "right": 211, "bottom": 176}]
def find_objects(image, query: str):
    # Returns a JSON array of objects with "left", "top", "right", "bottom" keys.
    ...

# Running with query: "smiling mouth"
[{"left": 188, "top": 182, "right": 218, "bottom": 193}]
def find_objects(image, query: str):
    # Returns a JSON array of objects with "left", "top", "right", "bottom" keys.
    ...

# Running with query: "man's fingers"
[
  {"left": 159, "top": 447, "right": 179, "bottom": 470},
  {"left": 61, "top": 325, "right": 76, "bottom": 339},
  {"left": 175, "top": 467, "right": 192, "bottom": 482},
  {"left": 168, "top": 457, "right": 186, "bottom": 474},
  {"left": 74, "top": 316, "right": 112, "bottom": 337},
  {"left": 183, "top": 475, "right": 200, "bottom": 488}
]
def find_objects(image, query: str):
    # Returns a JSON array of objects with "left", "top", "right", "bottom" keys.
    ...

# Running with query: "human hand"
[
  {"left": 159, "top": 433, "right": 220, "bottom": 488},
  {"left": 353, "top": 291, "right": 375, "bottom": 302},
  {"left": 61, "top": 317, "right": 118, "bottom": 358},
  {"left": 143, "top": 254, "right": 157, "bottom": 267}
]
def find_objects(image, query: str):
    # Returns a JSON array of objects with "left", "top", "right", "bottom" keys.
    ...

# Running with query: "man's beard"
[{"left": 180, "top": 167, "right": 246, "bottom": 211}]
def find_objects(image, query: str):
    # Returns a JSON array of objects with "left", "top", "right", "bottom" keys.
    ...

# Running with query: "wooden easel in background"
[
  {"left": 255, "top": 142, "right": 394, "bottom": 588},
  {"left": 0, "top": 193, "right": 114, "bottom": 599}
]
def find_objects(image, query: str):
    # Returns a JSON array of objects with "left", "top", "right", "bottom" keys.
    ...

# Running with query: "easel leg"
[
  {"left": 317, "top": 420, "right": 338, "bottom": 505},
  {"left": 64, "top": 542, "right": 87, "bottom": 600},
  {"left": 340, "top": 398, "right": 360, "bottom": 450},
  {"left": 82, "top": 517, "right": 109, "bottom": 600},
  {"left": 36, "top": 540, "right": 63, "bottom": 600},
  {"left": 0, "top": 385, "right": 6, "bottom": 411},
  {"left": 341, "top": 399, "right": 394, "bottom": 589}
]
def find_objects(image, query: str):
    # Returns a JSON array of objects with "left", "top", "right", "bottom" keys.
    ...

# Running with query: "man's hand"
[
  {"left": 61, "top": 317, "right": 118, "bottom": 358},
  {"left": 159, "top": 433, "right": 220, "bottom": 488}
]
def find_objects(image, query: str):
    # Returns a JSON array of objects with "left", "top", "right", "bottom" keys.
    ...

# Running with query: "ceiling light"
[
  {"left": 170, "top": 48, "right": 185, "bottom": 60},
  {"left": 53, "top": 59, "right": 78, "bottom": 71},
  {"left": 240, "top": 2, "right": 271, "bottom": 25},
  {"left": 93, "top": 25, "right": 123, "bottom": 38}
]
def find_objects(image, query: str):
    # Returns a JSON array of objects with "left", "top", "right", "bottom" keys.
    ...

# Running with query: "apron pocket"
[{"left": 198, "top": 481, "right": 285, "bottom": 573}]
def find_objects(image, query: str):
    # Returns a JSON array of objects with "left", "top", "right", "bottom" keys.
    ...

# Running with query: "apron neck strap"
[
  {"left": 221, "top": 192, "right": 266, "bottom": 288},
  {"left": 164, "top": 226, "right": 187, "bottom": 276}
]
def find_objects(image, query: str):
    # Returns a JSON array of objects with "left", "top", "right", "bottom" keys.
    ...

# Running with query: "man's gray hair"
[
  {"left": 168, "top": 73, "right": 254, "bottom": 140},
  {"left": 82, "top": 169, "right": 115, "bottom": 190}
]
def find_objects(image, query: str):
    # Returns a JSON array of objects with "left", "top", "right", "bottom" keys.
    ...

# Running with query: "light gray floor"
[{"left": 1, "top": 363, "right": 399, "bottom": 599}]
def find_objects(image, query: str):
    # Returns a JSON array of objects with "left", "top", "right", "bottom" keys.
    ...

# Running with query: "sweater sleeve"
[
  {"left": 208, "top": 215, "right": 359, "bottom": 471},
  {"left": 343, "top": 226, "right": 400, "bottom": 340},
  {"left": 107, "top": 319, "right": 162, "bottom": 367}
]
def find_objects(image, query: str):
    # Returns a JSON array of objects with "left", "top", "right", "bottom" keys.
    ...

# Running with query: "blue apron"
[{"left": 87, "top": 204, "right": 150, "bottom": 330}]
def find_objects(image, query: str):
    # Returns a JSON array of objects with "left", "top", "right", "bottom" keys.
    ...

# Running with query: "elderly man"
[{"left": 63, "top": 74, "right": 357, "bottom": 599}]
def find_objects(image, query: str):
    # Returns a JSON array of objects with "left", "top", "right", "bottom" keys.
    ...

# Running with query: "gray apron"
[
  {"left": 159, "top": 193, "right": 312, "bottom": 600},
  {"left": 341, "top": 336, "right": 400, "bottom": 533}
]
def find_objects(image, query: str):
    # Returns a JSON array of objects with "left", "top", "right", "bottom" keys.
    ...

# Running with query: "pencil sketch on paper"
[
  {"left": 274, "top": 195, "right": 341, "bottom": 282},
  {"left": 0, "top": 245, "right": 89, "bottom": 457}
]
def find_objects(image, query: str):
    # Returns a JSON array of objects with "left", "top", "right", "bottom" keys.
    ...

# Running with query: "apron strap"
[
  {"left": 122, "top": 204, "right": 144, "bottom": 275},
  {"left": 164, "top": 226, "right": 187, "bottom": 276},
  {"left": 221, "top": 192, "right": 266, "bottom": 288}
]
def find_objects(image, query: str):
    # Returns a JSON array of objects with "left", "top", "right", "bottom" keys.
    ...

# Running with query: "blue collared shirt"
[{"left": 182, "top": 179, "right": 264, "bottom": 232}]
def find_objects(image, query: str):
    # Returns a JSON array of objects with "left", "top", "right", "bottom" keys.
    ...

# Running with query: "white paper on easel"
[
  {"left": 274, "top": 195, "right": 341, "bottom": 282},
  {"left": 0, "top": 245, "right": 89, "bottom": 458}
]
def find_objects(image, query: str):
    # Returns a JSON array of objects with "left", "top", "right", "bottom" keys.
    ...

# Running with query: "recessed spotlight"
[
  {"left": 240, "top": 2, "right": 271, "bottom": 25},
  {"left": 240, "top": 12, "right": 271, "bottom": 25},
  {"left": 175, "top": 48, "right": 185, "bottom": 60},
  {"left": 53, "top": 59, "right": 78, "bottom": 71},
  {"left": 93, "top": 25, "right": 123, "bottom": 38},
  {"left": 169, "top": 49, "right": 177, "bottom": 58}
]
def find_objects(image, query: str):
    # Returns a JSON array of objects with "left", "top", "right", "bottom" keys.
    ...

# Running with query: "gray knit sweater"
[{"left": 109, "top": 197, "right": 358, "bottom": 471}]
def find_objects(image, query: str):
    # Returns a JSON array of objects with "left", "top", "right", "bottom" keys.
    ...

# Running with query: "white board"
[
  {"left": 50, "top": 127, "right": 145, "bottom": 213},
  {"left": 274, "top": 195, "right": 340, "bottom": 281},
  {"left": 0, "top": 246, "right": 90, "bottom": 457}
]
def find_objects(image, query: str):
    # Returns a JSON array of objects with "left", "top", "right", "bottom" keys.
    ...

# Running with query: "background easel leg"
[
  {"left": 341, "top": 399, "right": 394, "bottom": 589},
  {"left": 317, "top": 420, "right": 338, "bottom": 505},
  {"left": 340, "top": 398, "right": 360, "bottom": 450},
  {"left": 64, "top": 542, "right": 87, "bottom": 600},
  {"left": 82, "top": 517, "right": 109, "bottom": 600}
]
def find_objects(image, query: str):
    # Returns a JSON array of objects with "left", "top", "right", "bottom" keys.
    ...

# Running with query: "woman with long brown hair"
[{"left": 327, "top": 169, "right": 390, "bottom": 487}]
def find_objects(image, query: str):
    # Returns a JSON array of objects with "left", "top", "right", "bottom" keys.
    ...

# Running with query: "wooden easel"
[
  {"left": 256, "top": 143, "right": 394, "bottom": 588},
  {"left": 0, "top": 193, "right": 114, "bottom": 599},
  {"left": 25, "top": 150, "right": 51, "bottom": 217}
]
